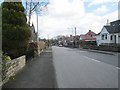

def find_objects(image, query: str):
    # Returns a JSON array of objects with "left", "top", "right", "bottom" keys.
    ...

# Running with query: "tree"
[
  {"left": 2, "top": 1, "right": 31, "bottom": 59},
  {"left": 25, "top": 0, "right": 49, "bottom": 25}
]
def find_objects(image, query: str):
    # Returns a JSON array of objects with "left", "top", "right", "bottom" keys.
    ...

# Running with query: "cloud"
[
  {"left": 88, "top": 0, "right": 119, "bottom": 7},
  {"left": 30, "top": 0, "right": 118, "bottom": 39},
  {"left": 93, "top": 5, "right": 108, "bottom": 15},
  {"left": 48, "top": 0, "right": 85, "bottom": 18}
]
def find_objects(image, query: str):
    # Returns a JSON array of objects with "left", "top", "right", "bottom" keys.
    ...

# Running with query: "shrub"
[{"left": 2, "top": 2, "right": 31, "bottom": 59}]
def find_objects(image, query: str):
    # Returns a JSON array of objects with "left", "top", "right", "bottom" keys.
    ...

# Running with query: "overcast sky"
[{"left": 24, "top": 0, "right": 119, "bottom": 39}]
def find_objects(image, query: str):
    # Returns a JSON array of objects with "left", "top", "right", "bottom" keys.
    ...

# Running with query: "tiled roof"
[{"left": 80, "top": 30, "right": 96, "bottom": 41}]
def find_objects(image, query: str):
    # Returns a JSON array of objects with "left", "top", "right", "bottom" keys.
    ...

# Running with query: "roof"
[
  {"left": 86, "top": 30, "right": 96, "bottom": 35},
  {"left": 80, "top": 30, "right": 96, "bottom": 41},
  {"left": 104, "top": 26, "right": 113, "bottom": 33},
  {"left": 104, "top": 25, "right": 120, "bottom": 34},
  {"left": 100, "top": 19, "right": 120, "bottom": 34}
]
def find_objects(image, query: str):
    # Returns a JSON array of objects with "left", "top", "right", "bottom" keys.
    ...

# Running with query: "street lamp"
[
  {"left": 37, "top": 10, "right": 39, "bottom": 42},
  {"left": 35, "top": 6, "right": 40, "bottom": 55}
]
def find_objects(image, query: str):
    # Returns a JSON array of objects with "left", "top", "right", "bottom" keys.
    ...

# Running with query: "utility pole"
[
  {"left": 74, "top": 27, "right": 77, "bottom": 48},
  {"left": 47, "top": 34, "right": 49, "bottom": 47},
  {"left": 75, "top": 27, "right": 76, "bottom": 36},
  {"left": 37, "top": 10, "right": 39, "bottom": 42}
]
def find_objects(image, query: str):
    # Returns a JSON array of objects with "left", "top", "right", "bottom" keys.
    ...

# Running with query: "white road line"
[
  {"left": 83, "top": 56, "right": 100, "bottom": 63},
  {"left": 116, "top": 67, "right": 120, "bottom": 70},
  {"left": 83, "top": 56, "right": 120, "bottom": 70}
]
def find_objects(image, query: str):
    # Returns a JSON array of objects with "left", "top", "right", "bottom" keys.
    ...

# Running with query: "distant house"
[
  {"left": 96, "top": 19, "right": 120, "bottom": 46},
  {"left": 29, "top": 23, "right": 37, "bottom": 43},
  {"left": 80, "top": 30, "right": 96, "bottom": 41},
  {"left": 79, "top": 30, "right": 96, "bottom": 46}
]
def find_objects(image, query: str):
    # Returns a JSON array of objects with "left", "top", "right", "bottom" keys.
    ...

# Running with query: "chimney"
[
  {"left": 106, "top": 19, "right": 110, "bottom": 26},
  {"left": 89, "top": 30, "right": 91, "bottom": 32},
  {"left": 70, "top": 35, "right": 72, "bottom": 37}
]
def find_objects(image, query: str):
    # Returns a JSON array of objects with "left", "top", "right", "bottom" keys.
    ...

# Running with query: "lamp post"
[
  {"left": 37, "top": 10, "right": 39, "bottom": 42},
  {"left": 36, "top": 6, "right": 40, "bottom": 55}
]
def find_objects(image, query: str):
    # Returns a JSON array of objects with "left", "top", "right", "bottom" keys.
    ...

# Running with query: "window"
[
  {"left": 114, "top": 35, "right": 116, "bottom": 44},
  {"left": 113, "top": 24, "right": 115, "bottom": 26},
  {"left": 110, "top": 35, "right": 113, "bottom": 40},
  {"left": 102, "top": 35, "right": 104, "bottom": 40},
  {"left": 105, "top": 34, "right": 107, "bottom": 39}
]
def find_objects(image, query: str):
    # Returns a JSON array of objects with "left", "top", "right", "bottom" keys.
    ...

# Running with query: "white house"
[{"left": 97, "top": 19, "right": 120, "bottom": 46}]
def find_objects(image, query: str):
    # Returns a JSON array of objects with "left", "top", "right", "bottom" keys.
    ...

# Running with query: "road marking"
[
  {"left": 83, "top": 56, "right": 100, "bottom": 63},
  {"left": 116, "top": 67, "right": 120, "bottom": 70},
  {"left": 83, "top": 56, "right": 120, "bottom": 70}
]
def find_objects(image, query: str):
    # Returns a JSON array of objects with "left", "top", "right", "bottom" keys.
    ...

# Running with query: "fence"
[{"left": 82, "top": 45, "right": 120, "bottom": 52}]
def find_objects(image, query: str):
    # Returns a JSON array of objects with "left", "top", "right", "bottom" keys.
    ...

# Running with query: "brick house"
[{"left": 79, "top": 30, "right": 97, "bottom": 47}]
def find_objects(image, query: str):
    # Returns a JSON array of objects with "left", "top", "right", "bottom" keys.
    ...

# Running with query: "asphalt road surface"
[{"left": 52, "top": 46, "right": 118, "bottom": 88}]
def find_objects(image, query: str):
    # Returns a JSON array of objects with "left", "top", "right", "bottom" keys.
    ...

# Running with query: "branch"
[{"left": 31, "top": 2, "right": 39, "bottom": 12}]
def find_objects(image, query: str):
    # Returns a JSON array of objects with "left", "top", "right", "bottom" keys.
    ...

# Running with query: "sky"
[
  {"left": 1, "top": 0, "right": 119, "bottom": 39},
  {"left": 30, "top": 0, "right": 119, "bottom": 39}
]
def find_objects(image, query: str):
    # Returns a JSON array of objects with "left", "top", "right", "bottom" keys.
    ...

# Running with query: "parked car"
[{"left": 59, "top": 44, "right": 63, "bottom": 47}]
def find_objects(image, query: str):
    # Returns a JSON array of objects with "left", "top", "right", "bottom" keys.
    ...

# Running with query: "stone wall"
[
  {"left": 38, "top": 41, "right": 46, "bottom": 55},
  {"left": 1, "top": 55, "right": 26, "bottom": 86}
]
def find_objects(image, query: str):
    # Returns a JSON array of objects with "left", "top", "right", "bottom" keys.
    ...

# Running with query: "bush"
[{"left": 2, "top": 2, "right": 31, "bottom": 59}]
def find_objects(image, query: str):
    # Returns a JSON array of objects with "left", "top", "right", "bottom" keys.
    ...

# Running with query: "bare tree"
[{"left": 25, "top": 0, "right": 49, "bottom": 25}]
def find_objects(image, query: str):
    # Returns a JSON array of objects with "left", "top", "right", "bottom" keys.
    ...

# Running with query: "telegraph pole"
[
  {"left": 47, "top": 34, "right": 49, "bottom": 47},
  {"left": 74, "top": 27, "right": 77, "bottom": 47},
  {"left": 75, "top": 27, "right": 76, "bottom": 37}
]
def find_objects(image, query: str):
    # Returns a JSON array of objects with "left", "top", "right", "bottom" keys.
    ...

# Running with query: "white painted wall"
[
  {"left": 97, "top": 32, "right": 120, "bottom": 46},
  {"left": 96, "top": 26, "right": 120, "bottom": 46},
  {"left": 109, "top": 33, "right": 120, "bottom": 44},
  {"left": 118, "top": 34, "right": 120, "bottom": 43},
  {"left": 116, "top": 33, "right": 120, "bottom": 43},
  {"left": 97, "top": 27, "right": 110, "bottom": 46},
  {"left": 96, "top": 35, "right": 101, "bottom": 46}
]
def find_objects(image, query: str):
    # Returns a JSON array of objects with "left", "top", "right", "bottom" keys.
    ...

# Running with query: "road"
[{"left": 52, "top": 46, "right": 118, "bottom": 88}]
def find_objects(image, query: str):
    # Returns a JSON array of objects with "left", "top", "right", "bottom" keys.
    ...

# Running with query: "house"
[
  {"left": 79, "top": 30, "right": 97, "bottom": 47},
  {"left": 80, "top": 30, "right": 96, "bottom": 41},
  {"left": 79, "top": 30, "right": 96, "bottom": 46},
  {"left": 96, "top": 19, "right": 120, "bottom": 46}
]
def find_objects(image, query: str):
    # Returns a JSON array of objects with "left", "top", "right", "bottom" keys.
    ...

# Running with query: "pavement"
[
  {"left": 79, "top": 48, "right": 119, "bottom": 56},
  {"left": 2, "top": 47, "right": 56, "bottom": 88}
]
